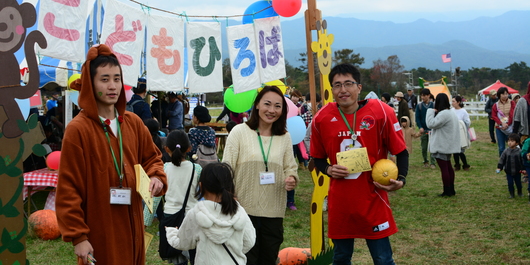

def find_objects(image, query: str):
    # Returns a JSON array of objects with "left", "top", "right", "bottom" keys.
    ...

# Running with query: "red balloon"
[
  {"left": 46, "top": 151, "right": 61, "bottom": 170},
  {"left": 272, "top": 0, "right": 302, "bottom": 17}
]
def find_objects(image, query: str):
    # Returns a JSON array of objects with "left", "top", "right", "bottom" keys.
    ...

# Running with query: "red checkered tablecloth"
[{"left": 23, "top": 168, "right": 58, "bottom": 211}]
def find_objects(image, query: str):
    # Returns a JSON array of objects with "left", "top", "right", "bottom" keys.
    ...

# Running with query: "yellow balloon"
[
  {"left": 259, "top": 79, "right": 287, "bottom": 94},
  {"left": 68, "top": 74, "right": 81, "bottom": 90}
]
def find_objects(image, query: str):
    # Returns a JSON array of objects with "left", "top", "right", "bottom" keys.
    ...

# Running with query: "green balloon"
[{"left": 224, "top": 86, "right": 257, "bottom": 113}]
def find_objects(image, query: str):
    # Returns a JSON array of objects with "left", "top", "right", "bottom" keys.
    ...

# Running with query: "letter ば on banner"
[
  {"left": 38, "top": 0, "right": 89, "bottom": 62},
  {"left": 147, "top": 15, "right": 185, "bottom": 92},
  {"left": 227, "top": 24, "right": 261, "bottom": 94},
  {"left": 100, "top": 0, "right": 146, "bottom": 87},
  {"left": 187, "top": 22, "right": 223, "bottom": 94},
  {"left": 253, "top": 16, "right": 286, "bottom": 84}
]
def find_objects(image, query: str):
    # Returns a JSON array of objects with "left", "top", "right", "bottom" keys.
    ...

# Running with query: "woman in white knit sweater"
[
  {"left": 426, "top": 93, "right": 461, "bottom": 197},
  {"left": 222, "top": 86, "right": 299, "bottom": 264}
]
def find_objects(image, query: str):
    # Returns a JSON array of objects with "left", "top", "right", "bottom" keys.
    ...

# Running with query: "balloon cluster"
[{"left": 243, "top": 0, "right": 302, "bottom": 24}]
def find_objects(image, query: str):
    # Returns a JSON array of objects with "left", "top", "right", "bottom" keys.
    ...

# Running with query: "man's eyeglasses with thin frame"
[{"left": 332, "top": 81, "right": 360, "bottom": 90}]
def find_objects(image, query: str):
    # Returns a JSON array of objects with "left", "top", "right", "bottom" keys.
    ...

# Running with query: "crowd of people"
[{"left": 33, "top": 45, "right": 528, "bottom": 265}]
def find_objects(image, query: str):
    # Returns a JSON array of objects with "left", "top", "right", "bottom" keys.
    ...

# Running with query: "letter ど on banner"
[
  {"left": 38, "top": 0, "right": 88, "bottom": 62},
  {"left": 227, "top": 24, "right": 261, "bottom": 94},
  {"left": 187, "top": 22, "right": 223, "bottom": 94},
  {"left": 100, "top": 0, "right": 146, "bottom": 87},
  {"left": 147, "top": 15, "right": 185, "bottom": 92},
  {"left": 254, "top": 16, "right": 286, "bottom": 84}
]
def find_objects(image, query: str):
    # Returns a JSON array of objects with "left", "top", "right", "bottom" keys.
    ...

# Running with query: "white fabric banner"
[
  {"left": 100, "top": 0, "right": 146, "bottom": 87},
  {"left": 146, "top": 15, "right": 185, "bottom": 92},
  {"left": 186, "top": 22, "right": 223, "bottom": 94},
  {"left": 254, "top": 16, "right": 286, "bottom": 84},
  {"left": 227, "top": 24, "right": 261, "bottom": 94},
  {"left": 38, "top": 0, "right": 89, "bottom": 62}
]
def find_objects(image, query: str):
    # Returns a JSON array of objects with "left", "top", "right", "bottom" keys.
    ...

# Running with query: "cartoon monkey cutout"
[{"left": 0, "top": 0, "right": 47, "bottom": 138}]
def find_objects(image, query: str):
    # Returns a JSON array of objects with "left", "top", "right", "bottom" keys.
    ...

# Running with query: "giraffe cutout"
[
  {"left": 311, "top": 20, "right": 334, "bottom": 105},
  {"left": 309, "top": 19, "right": 334, "bottom": 257}
]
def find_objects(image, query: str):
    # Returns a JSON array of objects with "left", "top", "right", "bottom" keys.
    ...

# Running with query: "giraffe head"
[{"left": 311, "top": 20, "right": 334, "bottom": 76}]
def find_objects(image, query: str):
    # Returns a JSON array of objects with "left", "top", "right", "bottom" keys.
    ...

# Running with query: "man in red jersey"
[{"left": 310, "top": 63, "right": 408, "bottom": 265}]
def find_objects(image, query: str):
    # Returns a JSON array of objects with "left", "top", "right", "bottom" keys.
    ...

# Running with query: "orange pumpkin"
[
  {"left": 277, "top": 247, "right": 311, "bottom": 265},
  {"left": 28, "top": 209, "right": 61, "bottom": 240},
  {"left": 371, "top": 159, "right": 398, "bottom": 185}
]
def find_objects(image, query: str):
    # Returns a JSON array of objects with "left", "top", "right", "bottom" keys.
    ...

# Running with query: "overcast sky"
[{"left": 114, "top": 0, "right": 530, "bottom": 23}]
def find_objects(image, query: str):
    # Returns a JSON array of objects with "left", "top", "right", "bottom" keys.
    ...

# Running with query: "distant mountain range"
[{"left": 278, "top": 10, "right": 530, "bottom": 70}]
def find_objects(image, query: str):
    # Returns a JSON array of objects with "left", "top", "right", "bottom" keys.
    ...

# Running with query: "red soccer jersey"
[{"left": 311, "top": 100, "right": 406, "bottom": 239}]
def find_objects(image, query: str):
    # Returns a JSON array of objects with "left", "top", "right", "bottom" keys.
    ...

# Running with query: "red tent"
[{"left": 478, "top": 80, "right": 519, "bottom": 95}]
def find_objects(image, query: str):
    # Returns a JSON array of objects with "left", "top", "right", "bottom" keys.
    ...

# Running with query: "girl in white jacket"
[{"left": 166, "top": 163, "right": 256, "bottom": 265}]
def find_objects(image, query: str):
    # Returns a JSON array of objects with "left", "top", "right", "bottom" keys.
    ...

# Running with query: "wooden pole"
[{"left": 305, "top": 0, "right": 321, "bottom": 116}]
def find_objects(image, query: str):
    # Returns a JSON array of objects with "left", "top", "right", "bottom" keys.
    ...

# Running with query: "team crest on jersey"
[{"left": 359, "top": 115, "right": 375, "bottom": 130}]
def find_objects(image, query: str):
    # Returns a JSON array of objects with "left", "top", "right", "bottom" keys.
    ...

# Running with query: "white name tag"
[
  {"left": 110, "top": 187, "right": 132, "bottom": 205},
  {"left": 259, "top": 171, "right": 275, "bottom": 185}
]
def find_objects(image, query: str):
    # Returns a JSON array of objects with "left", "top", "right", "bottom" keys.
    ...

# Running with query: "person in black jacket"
[
  {"left": 128, "top": 79, "right": 152, "bottom": 121},
  {"left": 485, "top": 90, "right": 498, "bottom": 144}
]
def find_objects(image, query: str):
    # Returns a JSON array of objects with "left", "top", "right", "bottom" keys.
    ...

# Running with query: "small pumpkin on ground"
[
  {"left": 28, "top": 209, "right": 61, "bottom": 240},
  {"left": 277, "top": 247, "right": 311, "bottom": 265},
  {"left": 371, "top": 159, "right": 398, "bottom": 185}
]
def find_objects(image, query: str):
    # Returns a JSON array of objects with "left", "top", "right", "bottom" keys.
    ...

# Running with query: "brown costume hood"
[{"left": 70, "top": 44, "right": 126, "bottom": 122}]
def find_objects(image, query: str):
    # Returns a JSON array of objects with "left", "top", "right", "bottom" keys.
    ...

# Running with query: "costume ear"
[{"left": 20, "top": 3, "right": 37, "bottom": 29}]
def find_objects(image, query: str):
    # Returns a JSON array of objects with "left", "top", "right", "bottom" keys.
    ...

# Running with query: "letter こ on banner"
[{"left": 38, "top": 0, "right": 89, "bottom": 62}]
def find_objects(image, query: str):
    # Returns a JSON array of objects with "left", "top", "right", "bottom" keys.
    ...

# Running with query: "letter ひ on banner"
[
  {"left": 38, "top": 0, "right": 88, "bottom": 62},
  {"left": 146, "top": 15, "right": 185, "bottom": 92},
  {"left": 100, "top": 0, "right": 146, "bottom": 87},
  {"left": 227, "top": 24, "right": 261, "bottom": 94},
  {"left": 187, "top": 22, "right": 223, "bottom": 94},
  {"left": 253, "top": 16, "right": 286, "bottom": 84}
]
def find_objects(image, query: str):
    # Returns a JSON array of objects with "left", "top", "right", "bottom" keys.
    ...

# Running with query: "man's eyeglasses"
[{"left": 332, "top": 81, "right": 359, "bottom": 90}]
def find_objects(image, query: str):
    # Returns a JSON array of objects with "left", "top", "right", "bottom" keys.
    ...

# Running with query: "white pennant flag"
[
  {"left": 38, "top": 0, "right": 89, "bottom": 62},
  {"left": 186, "top": 22, "right": 223, "bottom": 94},
  {"left": 227, "top": 24, "right": 261, "bottom": 94},
  {"left": 254, "top": 16, "right": 286, "bottom": 84},
  {"left": 146, "top": 15, "right": 185, "bottom": 92},
  {"left": 100, "top": 0, "right": 146, "bottom": 87}
]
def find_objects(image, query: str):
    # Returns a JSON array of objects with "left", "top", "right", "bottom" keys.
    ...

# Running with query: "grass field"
[{"left": 25, "top": 117, "right": 530, "bottom": 264}]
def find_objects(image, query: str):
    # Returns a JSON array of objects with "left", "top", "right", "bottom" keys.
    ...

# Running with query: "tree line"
[{"left": 207, "top": 49, "right": 530, "bottom": 103}]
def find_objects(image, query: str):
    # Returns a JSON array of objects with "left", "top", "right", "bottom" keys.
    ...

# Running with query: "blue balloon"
[
  {"left": 242, "top": 1, "right": 279, "bottom": 24},
  {"left": 287, "top": 116, "right": 306, "bottom": 144}
]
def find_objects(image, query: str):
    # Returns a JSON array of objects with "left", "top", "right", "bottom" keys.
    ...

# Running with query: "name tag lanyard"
[
  {"left": 100, "top": 115, "right": 124, "bottom": 188},
  {"left": 338, "top": 105, "right": 358, "bottom": 142},
  {"left": 257, "top": 130, "right": 273, "bottom": 172}
]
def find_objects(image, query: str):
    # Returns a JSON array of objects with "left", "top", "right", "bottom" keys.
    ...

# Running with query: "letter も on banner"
[
  {"left": 146, "top": 14, "right": 185, "bottom": 92},
  {"left": 100, "top": 0, "right": 146, "bottom": 87},
  {"left": 187, "top": 22, "right": 223, "bottom": 94},
  {"left": 227, "top": 24, "right": 262, "bottom": 94},
  {"left": 254, "top": 16, "right": 286, "bottom": 84},
  {"left": 37, "top": 0, "right": 89, "bottom": 63}
]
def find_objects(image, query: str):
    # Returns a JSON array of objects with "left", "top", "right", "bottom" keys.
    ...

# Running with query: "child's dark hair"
[
  {"left": 226, "top": 121, "right": 237, "bottom": 133},
  {"left": 165, "top": 130, "right": 190, "bottom": 166},
  {"left": 195, "top": 163, "right": 238, "bottom": 216},
  {"left": 144, "top": 118, "right": 162, "bottom": 152},
  {"left": 400, "top": 118, "right": 407, "bottom": 123},
  {"left": 508, "top": 133, "right": 520, "bottom": 144}
]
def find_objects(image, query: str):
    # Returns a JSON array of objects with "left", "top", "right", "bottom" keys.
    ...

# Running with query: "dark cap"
[{"left": 193, "top": 105, "right": 211, "bottom": 123}]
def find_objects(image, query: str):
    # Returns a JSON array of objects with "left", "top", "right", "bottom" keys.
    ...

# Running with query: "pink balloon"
[
  {"left": 272, "top": 0, "right": 302, "bottom": 17},
  {"left": 46, "top": 151, "right": 61, "bottom": 170},
  {"left": 125, "top": 89, "right": 134, "bottom": 101},
  {"left": 286, "top": 97, "right": 299, "bottom": 118}
]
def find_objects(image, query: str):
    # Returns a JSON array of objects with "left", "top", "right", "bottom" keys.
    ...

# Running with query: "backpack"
[
  {"left": 126, "top": 100, "right": 141, "bottom": 112},
  {"left": 195, "top": 144, "right": 219, "bottom": 168}
]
